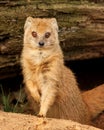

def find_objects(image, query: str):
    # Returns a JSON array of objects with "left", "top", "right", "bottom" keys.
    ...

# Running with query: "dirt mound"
[{"left": 0, "top": 111, "right": 100, "bottom": 130}]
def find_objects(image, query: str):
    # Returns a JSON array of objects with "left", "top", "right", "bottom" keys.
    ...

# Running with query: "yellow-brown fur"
[
  {"left": 21, "top": 17, "right": 91, "bottom": 124},
  {"left": 82, "top": 84, "right": 104, "bottom": 119}
]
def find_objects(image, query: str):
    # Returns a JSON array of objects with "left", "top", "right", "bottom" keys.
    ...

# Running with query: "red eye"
[
  {"left": 32, "top": 31, "right": 37, "bottom": 37},
  {"left": 45, "top": 32, "right": 51, "bottom": 38}
]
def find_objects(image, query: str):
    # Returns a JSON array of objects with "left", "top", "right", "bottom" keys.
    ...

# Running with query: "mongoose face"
[{"left": 24, "top": 17, "right": 59, "bottom": 50}]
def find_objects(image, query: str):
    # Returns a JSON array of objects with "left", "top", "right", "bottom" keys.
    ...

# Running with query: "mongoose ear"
[
  {"left": 24, "top": 16, "right": 33, "bottom": 30},
  {"left": 51, "top": 18, "right": 59, "bottom": 32}
]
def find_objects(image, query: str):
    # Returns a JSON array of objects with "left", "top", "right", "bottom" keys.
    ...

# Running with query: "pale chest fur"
[{"left": 24, "top": 50, "right": 52, "bottom": 89}]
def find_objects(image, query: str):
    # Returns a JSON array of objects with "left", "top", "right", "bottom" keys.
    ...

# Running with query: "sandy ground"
[
  {"left": 0, "top": 111, "right": 37, "bottom": 130},
  {"left": 0, "top": 111, "right": 102, "bottom": 130}
]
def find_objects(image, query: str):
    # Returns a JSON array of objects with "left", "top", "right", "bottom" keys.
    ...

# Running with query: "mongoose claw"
[{"left": 37, "top": 113, "right": 45, "bottom": 118}]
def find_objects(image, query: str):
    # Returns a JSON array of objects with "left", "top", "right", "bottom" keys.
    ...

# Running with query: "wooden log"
[
  {"left": 0, "top": 1, "right": 104, "bottom": 79},
  {"left": 0, "top": 111, "right": 101, "bottom": 130}
]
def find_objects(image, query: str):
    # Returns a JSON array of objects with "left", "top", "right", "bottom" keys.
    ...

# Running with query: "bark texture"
[{"left": 0, "top": 0, "right": 104, "bottom": 79}]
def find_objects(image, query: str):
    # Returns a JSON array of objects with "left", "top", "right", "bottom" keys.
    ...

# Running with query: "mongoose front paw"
[
  {"left": 37, "top": 114, "right": 45, "bottom": 118},
  {"left": 37, "top": 110, "right": 46, "bottom": 118}
]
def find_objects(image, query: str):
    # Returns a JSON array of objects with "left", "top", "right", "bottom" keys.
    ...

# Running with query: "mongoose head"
[{"left": 24, "top": 17, "right": 59, "bottom": 50}]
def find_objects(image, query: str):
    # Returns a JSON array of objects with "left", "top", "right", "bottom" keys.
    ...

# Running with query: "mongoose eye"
[
  {"left": 45, "top": 32, "right": 51, "bottom": 38},
  {"left": 32, "top": 31, "right": 37, "bottom": 37}
]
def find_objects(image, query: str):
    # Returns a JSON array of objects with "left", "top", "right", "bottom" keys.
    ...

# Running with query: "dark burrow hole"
[{"left": 65, "top": 57, "right": 104, "bottom": 90}]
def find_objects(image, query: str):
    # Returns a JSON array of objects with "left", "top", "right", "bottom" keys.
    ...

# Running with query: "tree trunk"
[
  {"left": 0, "top": 111, "right": 101, "bottom": 130},
  {"left": 0, "top": 0, "right": 104, "bottom": 79}
]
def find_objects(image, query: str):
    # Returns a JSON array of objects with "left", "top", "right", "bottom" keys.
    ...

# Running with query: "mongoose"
[{"left": 21, "top": 17, "right": 91, "bottom": 124}]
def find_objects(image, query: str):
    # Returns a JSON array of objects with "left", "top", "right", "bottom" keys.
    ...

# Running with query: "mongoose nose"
[{"left": 39, "top": 42, "right": 44, "bottom": 47}]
